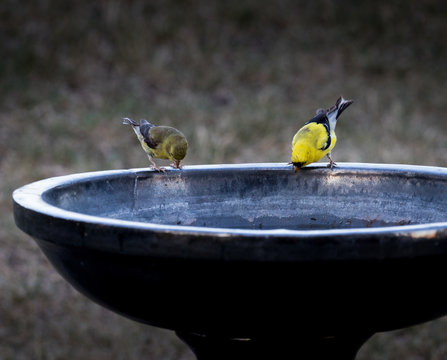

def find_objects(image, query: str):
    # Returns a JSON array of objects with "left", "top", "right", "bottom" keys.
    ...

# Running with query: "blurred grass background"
[{"left": 1, "top": 0, "right": 447, "bottom": 359}]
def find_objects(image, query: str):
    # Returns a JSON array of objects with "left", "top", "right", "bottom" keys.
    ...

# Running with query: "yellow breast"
[{"left": 291, "top": 123, "right": 336, "bottom": 167}]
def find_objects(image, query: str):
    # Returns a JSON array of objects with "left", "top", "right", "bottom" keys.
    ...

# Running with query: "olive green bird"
[
  {"left": 123, "top": 117, "right": 188, "bottom": 172},
  {"left": 291, "top": 97, "right": 353, "bottom": 172}
]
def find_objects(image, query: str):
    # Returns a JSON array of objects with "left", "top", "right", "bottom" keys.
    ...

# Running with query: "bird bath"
[{"left": 13, "top": 163, "right": 447, "bottom": 359}]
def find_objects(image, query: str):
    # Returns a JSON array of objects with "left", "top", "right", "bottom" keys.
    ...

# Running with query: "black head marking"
[{"left": 293, "top": 161, "right": 306, "bottom": 167}]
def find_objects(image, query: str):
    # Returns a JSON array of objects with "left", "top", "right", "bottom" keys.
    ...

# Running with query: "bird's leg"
[
  {"left": 170, "top": 160, "right": 182, "bottom": 169},
  {"left": 326, "top": 153, "right": 337, "bottom": 169},
  {"left": 147, "top": 155, "right": 166, "bottom": 172}
]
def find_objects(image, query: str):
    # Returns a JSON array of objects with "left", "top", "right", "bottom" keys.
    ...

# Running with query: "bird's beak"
[{"left": 292, "top": 162, "right": 304, "bottom": 172}]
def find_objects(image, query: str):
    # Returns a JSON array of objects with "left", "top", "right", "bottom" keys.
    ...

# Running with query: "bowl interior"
[{"left": 42, "top": 164, "right": 447, "bottom": 230}]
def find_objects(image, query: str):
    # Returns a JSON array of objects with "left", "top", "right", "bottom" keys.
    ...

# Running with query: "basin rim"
[{"left": 12, "top": 162, "right": 447, "bottom": 260}]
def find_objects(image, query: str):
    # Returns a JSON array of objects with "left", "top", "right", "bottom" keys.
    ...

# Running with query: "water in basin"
[{"left": 42, "top": 167, "right": 447, "bottom": 230}]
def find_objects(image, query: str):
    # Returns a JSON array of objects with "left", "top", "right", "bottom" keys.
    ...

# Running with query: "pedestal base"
[{"left": 177, "top": 331, "right": 371, "bottom": 360}]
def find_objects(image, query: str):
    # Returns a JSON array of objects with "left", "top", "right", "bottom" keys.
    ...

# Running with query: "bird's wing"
[
  {"left": 146, "top": 126, "right": 179, "bottom": 151},
  {"left": 140, "top": 122, "right": 158, "bottom": 149},
  {"left": 314, "top": 124, "right": 331, "bottom": 151}
]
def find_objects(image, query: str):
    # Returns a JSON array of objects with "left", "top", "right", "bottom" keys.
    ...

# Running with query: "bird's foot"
[
  {"left": 326, "top": 153, "right": 336, "bottom": 170},
  {"left": 170, "top": 162, "right": 182, "bottom": 169},
  {"left": 147, "top": 155, "right": 165, "bottom": 172},
  {"left": 327, "top": 160, "right": 337, "bottom": 170},
  {"left": 152, "top": 166, "right": 166, "bottom": 173}
]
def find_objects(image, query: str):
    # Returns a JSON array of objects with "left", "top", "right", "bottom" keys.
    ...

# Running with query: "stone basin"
[{"left": 12, "top": 163, "right": 447, "bottom": 359}]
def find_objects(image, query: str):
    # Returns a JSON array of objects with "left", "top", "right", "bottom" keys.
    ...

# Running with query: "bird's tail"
[
  {"left": 333, "top": 96, "right": 353, "bottom": 120},
  {"left": 122, "top": 117, "right": 139, "bottom": 126}
]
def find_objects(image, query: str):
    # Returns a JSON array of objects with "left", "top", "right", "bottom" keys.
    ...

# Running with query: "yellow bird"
[
  {"left": 123, "top": 117, "right": 188, "bottom": 172},
  {"left": 291, "top": 96, "right": 353, "bottom": 172}
]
